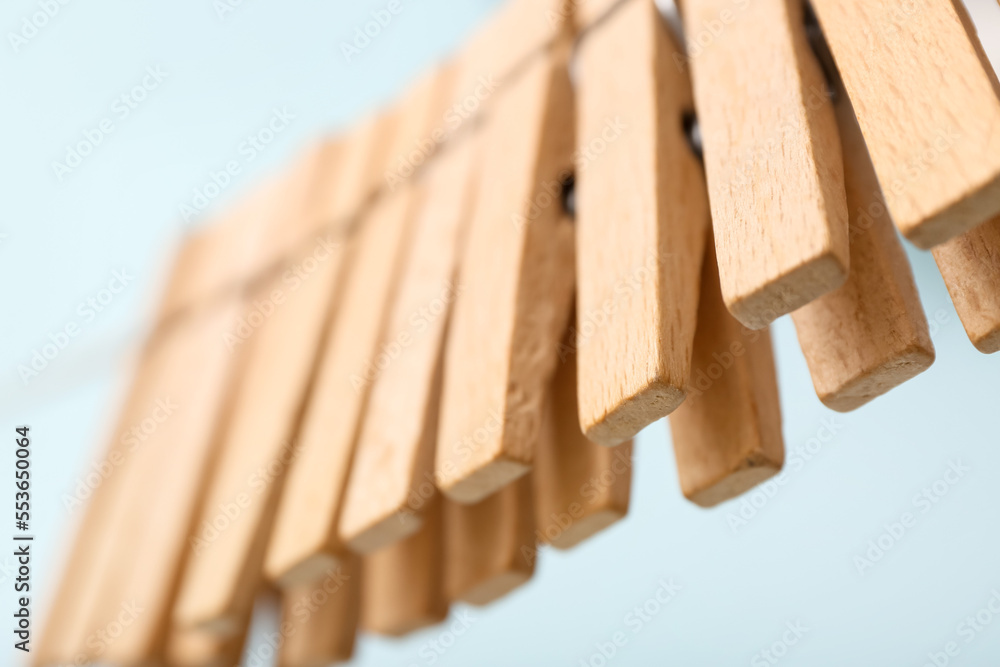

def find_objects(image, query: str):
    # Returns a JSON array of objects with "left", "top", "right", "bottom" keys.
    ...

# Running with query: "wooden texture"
[
  {"left": 361, "top": 494, "right": 448, "bottom": 635},
  {"left": 811, "top": 0, "right": 1000, "bottom": 248},
  {"left": 680, "top": 0, "right": 849, "bottom": 329},
  {"left": 321, "top": 111, "right": 398, "bottom": 227},
  {"left": 279, "top": 559, "right": 360, "bottom": 667},
  {"left": 339, "top": 135, "right": 480, "bottom": 555},
  {"left": 264, "top": 186, "right": 423, "bottom": 587},
  {"left": 323, "top": 66, "right": 453, "bottom": 230},
  {"left": 378, "top": 65, "right": 458, "bottom": 195},
  {"left": 172, "top": 151, "right": 353, "bottom": 634},
  {"left": 934, "top": 215, "right": 1000, "bottom": 353},
  {"left": 575, "top": 0, "right": 630, "bottom": 28},
  {"left": 792, "top": 88, "right": 935, "bottom": 411},
  {"left": 82, "top": 302, "right": 248, "bottom": 665},
  {"left": 156, "top": 185, "right": 280, "bottom": 326},
  {"left": 67, "top": 305, "right": 244, "bottom": 662},
  {"left": 273, "top": 140, "right": 346, "bottom": 256},
  {"left": 668, "top": 233, "right": 784, "bottom": 507},
  {"left": 265, "top": 70, "right": 451, "bottom": 588},
  {"left": 435, "top": 52, "right": 576, "bottom": 503},
  {"left": 35, "top": 216, "right": 268, "bottom": 667},
  {"left": 454, "top": 0, "right": 573, "bottom": 104},
  {"left": 165, "top": 613, "right": 251, "bottom": 667},
  {"left": 36, "top": 339, "right": 168, "bottom": 667},
  {"left": 535, "top": 341, "right": 632, "bottom": 549},
  {"left": 444, "top": 476, "right": 536, "bottom": 605},
  {"left": 90, "top": 146, "right": 349, "bottom": 666},
  {"left": 575, "top": 0, "right": 708, "bottom": 446}
]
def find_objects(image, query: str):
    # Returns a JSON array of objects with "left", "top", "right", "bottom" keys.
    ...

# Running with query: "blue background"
[{"left": 3, "top": 0, "right": 1000, "bottom": 665}]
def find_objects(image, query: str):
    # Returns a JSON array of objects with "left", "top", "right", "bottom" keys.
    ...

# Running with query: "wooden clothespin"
[
  {"left": 339, "top": 133, "right": 481, "bottom": 555},
  {"left": 264, "top": 68, "right": 453, "bottom": 588},
  {"left": 810, "top": 0, "right": 1000, "bottom": 248},
  {"left": 678, "top": 0, "right": 850, "bottom": 329},
  {"left": 534, "top": 334, "right": 632, "bottom": 549},
  {"left": 278, "top": 558, "right": 360, "bottom": 667},
  {"left": 360, "top": 493, "right": 448, "bottom": 636},
  {"left": 574, "top": 0, "right": 709, "bottom": 446},
  {"left": 933, "top": 216, "right": 1000, "bottom": 353},
  {"left": 172, "top": 137, "right": 360, "bottom": 633},
  {"left": 37, "top": 191, "right": 276, "bottom": 666},
  {"left": 444, "top": 475, "right": 536, "bottom": 605},
  {"left": 668, "top": 230, "right": 784, "bottom": 506},
  {"left": 790, "top": 24, "right": 935, "bottom": 411},
  {"left": 435, "top": 49, "right": 576, "bottom": 503}
]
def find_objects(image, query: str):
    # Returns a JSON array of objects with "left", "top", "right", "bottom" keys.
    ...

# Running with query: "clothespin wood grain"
[
  {"left": 444, "top": 475, "right": 536, "bottom": 605},
  {"left": 435, "top": 51, "right": 576, "bottom": 503},
  {"left": 679, "top": 0, "right": 850, "bottom": 329},
  {"left": 791, "top": 77, "right": 935, "bottom": 411},
  {"left": 934, "top": 215, "right": 1000, "bottom": 354},
  {"left": 172, "top": 143, "right": 355, "bottom": 634},
  {"left": 360, "top": 494, "right": 447, "bottom": 636},
  {"left": 810, "top": 0, "right": 1000, "bottom": 248},
  {"left": 535, "top": 338, "right": 632, "bottom": 549},
  {"left": 668, "top": 231, "right": 784, "bottom": 507},
  {"left": 278, "top": 557, "right": 360, "bottom": 667},
  {"left": 264, "top": 69, "right": 453, "bottom": 589},
  {"left": 339, "top": 134, "right": 481, "bottom": 555},
  {"left": 575, "top": 0, "right": 708, "bottom": 446}
]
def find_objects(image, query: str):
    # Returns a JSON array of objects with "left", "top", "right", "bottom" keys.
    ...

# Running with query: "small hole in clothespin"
[
  {"left": 561, "top": 173, "right": 576, "bottom": 220},
  {"left": 682, "top": 112, "right": 703, "bottom": 161}
]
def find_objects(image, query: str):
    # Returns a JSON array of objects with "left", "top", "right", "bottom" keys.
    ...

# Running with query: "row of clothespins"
[{"left": 39, "top": 0, "right": 1000, "bottom": 665}]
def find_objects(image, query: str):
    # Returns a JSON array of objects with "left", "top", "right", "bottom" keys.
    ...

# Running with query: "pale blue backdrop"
[{"left": 3, "top": 1, "right": 1000, "bottom": 665}]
